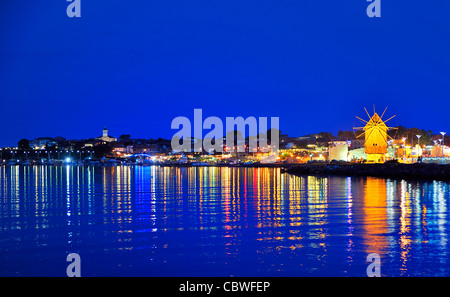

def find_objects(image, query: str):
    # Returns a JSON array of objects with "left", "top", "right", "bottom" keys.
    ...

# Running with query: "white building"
[
  {"left": 328, "top": 138, "right": 349, "bottom": 161},
  {"left": 97, "top": 126, "right": 117, "bottom": 143}
]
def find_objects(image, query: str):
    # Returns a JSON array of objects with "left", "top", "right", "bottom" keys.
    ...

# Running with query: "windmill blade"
[
  {"left": 356, "top": 116, "right": 368, "bottom": 124},
  {"left": 355, "top": 131, "right": 366, "bottom": 138},
  {"left": 373, "top": 128, "right": 384, "bottom": 142},
  {"left": 364, "top": 107, "right": 371, "bottom": 119},
  {"left": 381, "top": 107, "right": 388, "bottom": 119},
  {"left": 383, "top": 115, "right": 396, "bottom": 123},
  {"left": 365, "top": 127, "right": 376, "bottom": 141},
  {"left": 374, "top": 128, "right": 390, "bottom": 142}
]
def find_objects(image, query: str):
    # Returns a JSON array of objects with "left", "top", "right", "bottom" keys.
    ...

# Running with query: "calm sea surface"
[{"left": 0, "top": 165, "right": 449, "bottom": 276}]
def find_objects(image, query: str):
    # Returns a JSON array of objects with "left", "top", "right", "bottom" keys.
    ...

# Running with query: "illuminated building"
[
  {"left": 328, "top": 137, "right": 348, "bottom": 161},
  {"left": 97, "top": 126, "right": 117, "bottom": 143},
  {"left": 29, "top": 137, "right": 58, "bottom": 149},
  {"left": 354, "top": 107, "right": 396, "bottom": 163}
]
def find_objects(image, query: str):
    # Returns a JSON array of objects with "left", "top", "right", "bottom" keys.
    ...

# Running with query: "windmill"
[{"left": 354, "top": 106, "right": 397, "bottom": 163}]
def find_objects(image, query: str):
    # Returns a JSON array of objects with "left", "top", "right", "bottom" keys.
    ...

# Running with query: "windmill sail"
[{"left": 354, "top": 107, "right": 396, "bottom": 163}]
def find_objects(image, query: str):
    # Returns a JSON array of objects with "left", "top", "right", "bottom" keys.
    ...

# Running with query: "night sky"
[{"left": 0, "top": 1, "right": 449, "bottom": 147}]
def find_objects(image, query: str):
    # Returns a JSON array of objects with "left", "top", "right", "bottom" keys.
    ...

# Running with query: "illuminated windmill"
[{"left": 354, "top": 106, "right": 396, "bottom": 163}]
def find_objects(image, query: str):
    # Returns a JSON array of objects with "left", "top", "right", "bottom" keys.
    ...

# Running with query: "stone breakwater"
[{"left": 284, "top": 163, "right": 450, "bottom": 181}]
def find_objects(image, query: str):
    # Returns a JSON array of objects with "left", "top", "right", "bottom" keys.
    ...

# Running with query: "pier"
[{"left": 284, "top": 162, "right": 450, "bottom": 181}]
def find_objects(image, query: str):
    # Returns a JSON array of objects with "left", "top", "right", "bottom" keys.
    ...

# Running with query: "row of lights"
[
  {"left": 401, "top": 132, "right": 447, "bottom": 163},
  {"left": 7, "top": 150, "right": 93, "bottom": 153},
  {"left": 398, "top": 132, "right": 446, "bottom": 147}
]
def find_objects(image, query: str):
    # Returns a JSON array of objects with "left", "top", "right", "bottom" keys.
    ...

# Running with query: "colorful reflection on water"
[{"left": 0, "top": 165, "right": 449, "bottom": 276}]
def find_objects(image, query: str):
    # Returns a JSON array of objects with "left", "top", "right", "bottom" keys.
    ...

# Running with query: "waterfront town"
[{"left": 0, "top": 119, "right": 449, "bottom": 166}]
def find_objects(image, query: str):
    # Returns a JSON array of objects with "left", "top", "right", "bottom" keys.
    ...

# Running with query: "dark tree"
[
  {"left": 317, "top": 132, "right": 335, "bottom": 140},
  {"left": 93, "top": 144, "right": 113, "bottom": 158},
  {"left": 337, "top": 130, "right": 356, "bottom": 139},
  {"left": 18, "top": 139, "right": 30, "bottom": 150}
]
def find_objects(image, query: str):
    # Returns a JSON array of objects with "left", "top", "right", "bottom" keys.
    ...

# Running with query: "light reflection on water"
[{"left": 0, "top": 165, "right": 449, "bottom": 276}]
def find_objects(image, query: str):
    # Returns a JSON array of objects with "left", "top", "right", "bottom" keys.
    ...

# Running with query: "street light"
[
  {"left": 440, "top": 132, "right": 446, "bottom": 162},
  {"left": 416, "top": 135, "right": 421, "bottom": 146},
  {"left": 401, "top": 137, "right": 407, "bottom": 161},
  {"left": 416, "top": 135, "right": 422, "bottom": 159}
]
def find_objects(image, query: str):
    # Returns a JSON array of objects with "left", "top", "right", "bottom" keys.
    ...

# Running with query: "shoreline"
[
  {"left": 284, "top": 162, "right": 450, "bottom": 182},
  {"left": 2, "top": 162, "right": 450, "bottom": 181},
  {"left": 0, "top": 162, "right": 287, "bottom": 168}
]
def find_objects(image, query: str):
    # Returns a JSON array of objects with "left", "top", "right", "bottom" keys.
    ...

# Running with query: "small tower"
[
  {"left": 97, "top": 126, "right": 117, "bottom": 142},
  {"left": 354, "top": 106, "right": 396, "bottom": 163}
]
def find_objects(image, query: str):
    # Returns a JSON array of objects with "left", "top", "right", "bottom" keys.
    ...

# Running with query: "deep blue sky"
[{"left": 1, "top": 1, "right": 449, "bottom": 147}]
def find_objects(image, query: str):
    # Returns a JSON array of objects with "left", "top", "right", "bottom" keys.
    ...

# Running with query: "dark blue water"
[{"left": 1, "top": 165, "right": 449, "bottom": 276}]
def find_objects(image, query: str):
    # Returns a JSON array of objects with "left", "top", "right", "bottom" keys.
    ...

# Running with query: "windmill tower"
[{"left": 354, "top": 106, "right": 396, "bottom": 163}]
